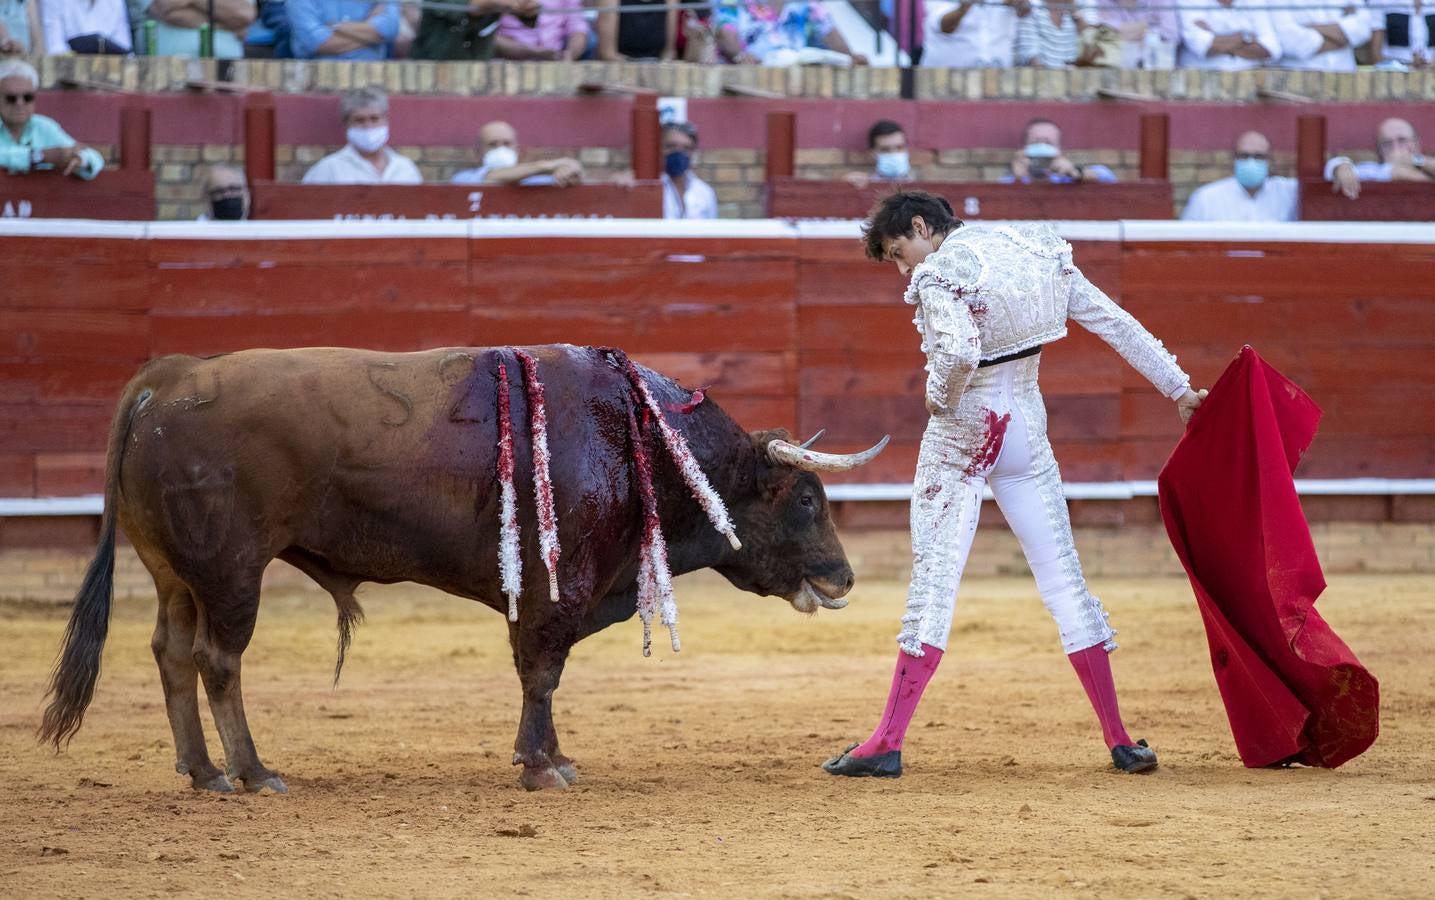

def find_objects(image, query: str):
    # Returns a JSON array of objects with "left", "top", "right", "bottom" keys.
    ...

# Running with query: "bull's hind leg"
[
  {"left": 148, "top": 566, "right": 232, "bottom": 792},
  {"left": 191, "top": 574, "right": 288, "bottom": 794},
  {"left": 510, "top": 619, "right": 581, "bottom": 791}
]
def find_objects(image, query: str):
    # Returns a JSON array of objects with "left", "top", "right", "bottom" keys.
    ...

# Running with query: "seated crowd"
[
  {"left": 0, "top": 0, "right": 1430, "bottom": 69},
  {"left": 4, "top": 65, "right": 1430, "bottom": 222}
]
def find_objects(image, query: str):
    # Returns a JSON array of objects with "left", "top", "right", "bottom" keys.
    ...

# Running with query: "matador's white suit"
[{"left": 897, "top": 223, "right": 1190, "bottom": 658}]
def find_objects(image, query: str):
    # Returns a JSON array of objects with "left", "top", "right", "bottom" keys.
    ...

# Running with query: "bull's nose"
[{"left": 810, "top": 566, "right": 855, "bottom": 599}]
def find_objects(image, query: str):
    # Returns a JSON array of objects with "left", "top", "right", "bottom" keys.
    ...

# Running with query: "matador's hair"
[{"left": 862, "top": 191, "right": 963, "bottom": 262}]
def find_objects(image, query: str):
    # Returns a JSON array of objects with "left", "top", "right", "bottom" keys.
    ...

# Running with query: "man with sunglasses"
[
  {"left": 1181, "top": 130, "right": 1299, "bottom": 222},
  {"left": 0, "top": 61, "right": 104, "bottom": 181}
]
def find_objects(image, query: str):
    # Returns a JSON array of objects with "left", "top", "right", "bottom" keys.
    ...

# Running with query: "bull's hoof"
[
  {"left": 519, "top": 766, "right": 571, "bottom": 791},
  {"left": 552, "top": 755, "right": 579, "bottom": 785},
  {"left": 822, "top": 744, "right": 903, "bottom": 778},
  {"left": 242, "top": 774, "right": 289, "bottom": 794},
  {"left": 191, "top": 772, "right": 236, "bottom": 793}
]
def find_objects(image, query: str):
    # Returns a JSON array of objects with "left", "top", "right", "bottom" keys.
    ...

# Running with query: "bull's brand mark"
[{"left": 365, "top": 362, "right": 413, "bottom": 428}]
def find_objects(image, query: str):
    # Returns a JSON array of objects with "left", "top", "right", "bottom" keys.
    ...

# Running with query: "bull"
[{"left": 39, "top": 345, "right": 887, "bottom": 792}]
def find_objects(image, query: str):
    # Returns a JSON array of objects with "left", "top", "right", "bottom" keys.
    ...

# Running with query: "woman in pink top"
[{"left": 495, "top": 0, "right": 589, "bottom": 60}]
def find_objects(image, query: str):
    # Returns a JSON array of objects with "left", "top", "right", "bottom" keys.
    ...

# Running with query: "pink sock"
[
  {"left": 849, "top": 645, "right": 944, "bottom": 758},
  {"left": 1068, "top": 644, "right": 1134, "bottom": 750}
]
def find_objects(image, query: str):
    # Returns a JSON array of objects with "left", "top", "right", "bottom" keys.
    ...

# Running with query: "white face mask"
[
  {"left": 482, "top": 146, "right": 519, "bottom": 170},
  {"left": 875, "top": 150, "right": 910, "bottom": 178},
  {"left": 346, "top": 124, "right": 389, "bottom": 154}
]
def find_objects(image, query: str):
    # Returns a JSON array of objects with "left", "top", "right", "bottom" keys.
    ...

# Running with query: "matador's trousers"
[{"left": 897, "top": 354, "right": 1117, "bottom": 657}]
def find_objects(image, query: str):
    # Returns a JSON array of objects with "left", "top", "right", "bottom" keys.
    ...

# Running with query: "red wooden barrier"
[
  {"left": 0, "top": 170, "right": 156, "bottom": 220},
  {"left": 2, "top": 227, "right": 1432, "bottom": 500},
  {"left": 1299, "top": 180, "right": 1435, "bottom": 221},
  {"left": 244, "top": 92, "right": 277, "bottom": 183},
  {"left": 248, "top": 182, "right": 665, "bottom": 219},
  {"left": 767, "top": 179, "right": 1174, "bottom": 220},
  {"left": 1138, "top": 113, "right": 1169, "bottom": 181}
]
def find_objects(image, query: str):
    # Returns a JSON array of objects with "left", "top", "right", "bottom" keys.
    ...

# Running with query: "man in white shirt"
[
  {"left": 920, "top": 0, "right": 1028, "bottom": 68},
  {"left": 302, "top": 87, "right": 422, "bottom": 185},
  {"left": 1368, "top": 1, "right": 1432, "bottom": 66},
  {"left": 1178, "top": 0, "right": 1281, "bottom": 69},
  {"left": 1182, "top": 131, "right": 1299, "bottom": 222},
  {"left": 451, "top": 120, "right": 582, "bottom": 187},
  {"left": 660, "top": 121, "right": 717, "bottom": 220},
  {"left": 1325, "top": 117, "right": 1434, "bottom": 198},
  {"left": 1269, "top": 0, "right": 1372, "bottom": 70}
]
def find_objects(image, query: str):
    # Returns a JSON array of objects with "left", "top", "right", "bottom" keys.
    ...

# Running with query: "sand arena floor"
[{"left": 1, "top": 566, "right": 1432, "bottom": 898}]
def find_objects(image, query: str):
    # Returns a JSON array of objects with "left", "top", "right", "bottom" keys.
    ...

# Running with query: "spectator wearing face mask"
[
  {"left": 301, "top": 87, "right": 421, "bottom": 185},
  {"left": 1181, "top": 131, "right": 1299, "bottom": 222},
  {"left": 661, "top": 121, "right": 716, "bottom": 220},
  {"left": 199, "top": 164, "right": 251, "bottom": 221},
  {"left": 1325, "top": 116, "right": 1433, "bottom": 199},
  {"left": 1000, "top": 118, "right": 1117, "bottom": 185},
  {"left": 451, "top": 121, "right": 583, "bottom": 187},
  {"left": 845, "top": 120, "right": 912, "bottom": 190},
  {"left": 0, "top": 60, "right": 104, "bottom": 181}
]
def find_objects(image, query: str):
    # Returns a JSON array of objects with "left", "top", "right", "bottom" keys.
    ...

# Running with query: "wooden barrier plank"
[
  {"left": 0, "top": 404, "right": 112, "bottom": 453},
  {"left": 0, "top": 360, "right": 137, "bottom": 403},
  {"left": 35, "top": 452, "right": 107, "bottom": 496},
  {"left": 630, "top": 351, "right": 797, "bottom": 398},
  {"left": 0, "top": 453, "right": 35, "bottom": 495},
  {"left": 472, "top": 237, "right": 797, "bottom": 261},
  {"left": 468, "top": 305, "right": 795, "bottom": 354},
  {"left": 0, "top": 262, "right": 151, "bottom": 311},
  {"left": 770, "top": 178, "right": 1174, "bottom": 221},
  {"left": 148, "top": 310, "right": 472, "bottom": 356},
  {"left": 148, "top": 265, "right": 471, "bottom": 313},
  {"left": 1123, "top": 295, "right": 1435, "bottom": 345},
  {"left": 707, "top": 396, "right": 799, "bottom": 431},
  {"left": 249, "top": 182, "right": 665, "bottom": 220},
  {"left": 147, "top": 237, "right": 469, "bottom": 266},
  {"left": 473, "top": 258, "right": 797, "bottom": 310},
  {"left": 1299, "top": 181, "right": 1435, "bottom": 222},
  {"left": 0, "top": 310, "right": 149, "bottom": 362},
  {"left": 0, "top": 170, "right": 155, "bottom": 220}
]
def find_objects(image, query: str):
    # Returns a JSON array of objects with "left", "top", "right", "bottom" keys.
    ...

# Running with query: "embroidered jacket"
[{"left": 905, "top": 223, "right": 1190, "bottom": 413}]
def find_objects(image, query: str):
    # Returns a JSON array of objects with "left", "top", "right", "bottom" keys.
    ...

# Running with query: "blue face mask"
[
  {"left": 1234, "top": 157, "right": 1268, "bottom": 190},
  {"left": 875, "top": 151, "right": 910, "bottom": 179},
  {"left": 664, "top": 151, "right": 691, "bottom": 178}
]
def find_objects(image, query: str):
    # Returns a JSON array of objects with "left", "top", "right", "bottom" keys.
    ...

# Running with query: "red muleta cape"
[{"left": 1157, "top": 346, "right": 1379, "bottom": 768}]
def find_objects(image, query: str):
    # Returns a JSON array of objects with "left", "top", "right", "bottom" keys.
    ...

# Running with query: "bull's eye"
[{"left": 799, "top": 494, "right": 815, "bottom": 509}]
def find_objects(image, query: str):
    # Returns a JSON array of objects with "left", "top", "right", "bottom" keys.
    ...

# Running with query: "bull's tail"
[{"left": 38, "top": 384, "right": 153, "bottom": 748}]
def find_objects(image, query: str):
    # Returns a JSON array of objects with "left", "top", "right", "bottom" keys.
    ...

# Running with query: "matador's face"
[{"left": 882, "top": 215, "right": 942, "bottom": 277}]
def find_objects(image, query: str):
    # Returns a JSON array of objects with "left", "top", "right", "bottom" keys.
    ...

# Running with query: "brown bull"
[{"left": 39, "top": 345, "right": 886, "bottom": 791}]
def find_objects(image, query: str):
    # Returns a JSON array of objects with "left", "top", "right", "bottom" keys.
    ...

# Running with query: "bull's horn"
[
  {"left": 767, "top": 434, "right": 890, "bottom": 473},
  {"left": 798, "top": 429, "right": 825, "bottom": 450}
]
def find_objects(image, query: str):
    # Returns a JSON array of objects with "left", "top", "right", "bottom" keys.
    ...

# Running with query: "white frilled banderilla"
[{"left": 491, "top": 348, "right": 740, "bottom": 655}]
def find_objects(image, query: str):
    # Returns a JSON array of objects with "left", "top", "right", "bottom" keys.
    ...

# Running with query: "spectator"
[
  {"left": 661, "top": 121, "right": 716, "bottom": 220},
  {"left": 713, "top": 0, "right": 868, "bottom": 65},
  {"left": 1001, "top": 118, "right": 1116, "bottom": 184},
  {"left": 1270, "top": 0, "right": 1372, "bottom": 70},
  {"left": 1088, "top": 0, "right": 1179, "bottom": 67},
  {"left": 288, "top": 0, "right": 399, "bottom": 60},
  {"left": 199, "top": 164, "right": 251, "bottom": 220},
  {"left": 920, "top": 0, "right": 1028, "bottom": 69},
  {"left": 0, "top": 0, "right": 42, "bottom": 54},
  {"left": 412, "top": 0, "right": 538, "bottom": 61},
  {"left": 1326, "top": 116, "right": 1433, "bottom": 198},
  {"left": 41, "top": 0, "right": 132, "bottom": 53},
  {"left": 245, "top": 0, "right": 294, "bottom": 57},
  {"left": 1181, "top": 130, "right": 1299, "bottom": 222},
  {"left": 1015, "top": 0, "right": 1091, "bottom": 67},
  {"left": 301, "top": 88, "right": 421, "bottom": 185},
  {"left": 139, "top": 0, "right": 256, "bottom": 58},
  {"left": 1367, "top": 1, "right": 1432, "bottom": 66},
  {"left": 0, "top": 61, "right": 104, "bottom": 180},
  {"left": 495, "top": 0, "right": 586, "bottom": 60},
  {"left": 844, "top": 119, "right": 911, "bottom": 189},
  {"left": 596, "top": 0, "right": 674, "bottom": 60},
  {"left": 452, "top": 121, "right": 583, "bottom": 186},
  {"left": 1178, "top": 0, "right": 1280, "bottom": 69}
]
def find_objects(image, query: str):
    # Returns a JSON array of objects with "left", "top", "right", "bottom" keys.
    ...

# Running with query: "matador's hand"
[{"left": 1177, "top": 388, "right": 1208, "bottom": 425}]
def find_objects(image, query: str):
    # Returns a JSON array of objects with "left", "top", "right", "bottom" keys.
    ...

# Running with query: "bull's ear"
[
  {"left": 750, "top": 429, "right": 797, "bottom": 499},
  {"left": 750, "top": 428, "right": 795, "bottom": 449}
]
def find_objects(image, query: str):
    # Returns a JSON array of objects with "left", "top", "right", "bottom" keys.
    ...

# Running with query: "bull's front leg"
[{"left": 510, "top": 617, "right": 581, "bottom": 791}]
